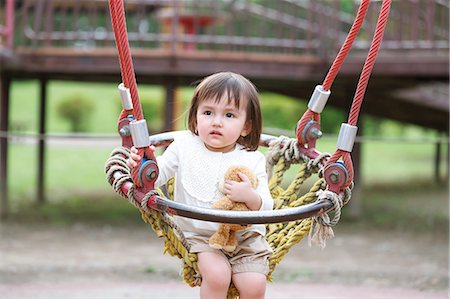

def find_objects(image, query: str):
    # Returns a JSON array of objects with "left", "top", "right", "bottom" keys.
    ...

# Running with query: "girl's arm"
[{"left": 253, "top": 153, "right": 274, "bottom": 211}]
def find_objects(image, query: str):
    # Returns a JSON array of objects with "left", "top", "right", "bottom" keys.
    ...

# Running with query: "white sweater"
[{"left": 155, "top": 131, "right": 274, "bottom": 239}]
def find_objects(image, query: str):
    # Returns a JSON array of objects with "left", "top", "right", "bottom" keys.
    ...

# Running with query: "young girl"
[{"left": 127, "top": 72, "right": 273, "bottom": 299}]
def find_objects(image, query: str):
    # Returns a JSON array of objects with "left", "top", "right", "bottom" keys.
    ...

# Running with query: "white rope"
[
  {"left": 308, "top": 187, "right": 352, "bottom": 248},
  {"left": 266, "top": 136, "right": 305, "bottom": 179}
]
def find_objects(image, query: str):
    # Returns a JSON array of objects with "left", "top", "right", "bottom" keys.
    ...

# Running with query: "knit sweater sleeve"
[
  {"left": 253, "top": 152, "right": 274, "bottom": 211},
  {"left": 155, "top": 139, "right": 179, "bottom": 187}
]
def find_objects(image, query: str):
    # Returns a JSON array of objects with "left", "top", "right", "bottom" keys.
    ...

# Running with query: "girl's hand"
[
  {"left": 223, "top": 172, "right": 261, "bottom": 210},
  {"left": 126, "top": 146, "right": 142, "bottom": 168}
]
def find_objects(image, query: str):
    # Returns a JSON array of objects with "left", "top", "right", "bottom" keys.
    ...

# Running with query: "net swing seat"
[{"left": 104, "top": 0, "right": 392, "bottom": 297}]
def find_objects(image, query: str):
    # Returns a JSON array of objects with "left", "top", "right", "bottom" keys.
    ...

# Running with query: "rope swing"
[{"left": 105, "top": 1, "right": 392, "bottom": 297}]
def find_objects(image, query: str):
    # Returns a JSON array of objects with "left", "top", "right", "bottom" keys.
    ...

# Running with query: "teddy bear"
[{"left": 208, "top": 165, "right": 259, "bottom": 252}]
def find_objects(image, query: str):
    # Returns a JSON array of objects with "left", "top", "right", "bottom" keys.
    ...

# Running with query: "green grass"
[
  {"left": 5, "top": 80, "right": 449, "bottom": 232},
  {"left": 347, "top": 182, "right": 449, "bottom": 234}
]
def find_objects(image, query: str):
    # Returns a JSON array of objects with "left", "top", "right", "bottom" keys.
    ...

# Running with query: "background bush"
[{"left": 56, "top": 94, "right": 94, "bottom": 132}]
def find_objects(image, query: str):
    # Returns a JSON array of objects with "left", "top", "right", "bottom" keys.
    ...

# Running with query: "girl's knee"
[
  {"left": 238, "top": 282, "right": 266, "bottom": 298},
  {"left": 198, "top": 252, "right": 231, "bottom": 290},
  {"left": 233, "top": 273, "right": 267, "bottom": 299}
]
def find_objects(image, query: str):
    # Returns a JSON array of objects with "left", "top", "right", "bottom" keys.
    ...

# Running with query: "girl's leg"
[
  {"left": 197, "top": 252, "right": 232, "bottom": 299},
  {"left": 232, "top": 272, "right": 267, "bottom": 299}
]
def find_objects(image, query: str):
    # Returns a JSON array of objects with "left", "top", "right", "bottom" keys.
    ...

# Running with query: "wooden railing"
[{"left": 7, "top": 0, "right": 450, "bottom": 58}]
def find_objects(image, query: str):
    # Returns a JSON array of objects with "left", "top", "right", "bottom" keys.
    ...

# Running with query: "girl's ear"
[{"left": 241, "top": 121, "right": 252, "bottom": 137}]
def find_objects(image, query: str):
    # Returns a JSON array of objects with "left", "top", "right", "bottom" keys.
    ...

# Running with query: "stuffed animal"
[{"left": 209, "top": 165, "right": 259, "bottom": 252}]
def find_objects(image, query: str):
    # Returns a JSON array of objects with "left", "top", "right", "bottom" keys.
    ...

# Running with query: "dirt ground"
[{"left": 0, "top": 221, "right": 448, "bottom": 299}]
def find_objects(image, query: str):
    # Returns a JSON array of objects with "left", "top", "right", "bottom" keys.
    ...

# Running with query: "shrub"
[{"left": 56, "top": 94, "right": 94, "bottom": 132}]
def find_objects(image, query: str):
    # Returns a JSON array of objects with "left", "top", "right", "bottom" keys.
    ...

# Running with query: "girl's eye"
[
  {"left": 225, "top": 112, "right": 234, "bottom": 118},
  {"left": 204, "top": 111, "right": 212, "bottom": 116}
]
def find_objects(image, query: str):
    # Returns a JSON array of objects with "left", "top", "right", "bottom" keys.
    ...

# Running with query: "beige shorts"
[{"left": 187, "top": 230, "right": 273, "bottom": 275}]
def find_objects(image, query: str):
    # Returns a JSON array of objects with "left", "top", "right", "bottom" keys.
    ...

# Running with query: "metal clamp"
[
  {"left": 118, "top": 83, "right": 133, "bottom": 110},
  {"left": 308, "top": 85, "right": 331, "bottom": 113},
  {"left": 130, "top": 119, "right": 150, "bottom": 148},
  {"left": 336, "top": 123, "right": 358, "bottom": 152}
]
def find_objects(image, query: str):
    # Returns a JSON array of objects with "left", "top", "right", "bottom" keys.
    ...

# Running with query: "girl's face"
[{"left": 196, "top": 94, "right": 250, "bottom": 153}]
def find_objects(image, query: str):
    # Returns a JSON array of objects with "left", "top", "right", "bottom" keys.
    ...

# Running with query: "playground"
[{"left": 0, "top": 0, "right": 449, "bottom": 298}]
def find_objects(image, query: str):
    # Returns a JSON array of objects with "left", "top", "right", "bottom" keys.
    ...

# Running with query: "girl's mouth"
[{"left": 210, "top": 130, "right": 222, "bottom": 136}]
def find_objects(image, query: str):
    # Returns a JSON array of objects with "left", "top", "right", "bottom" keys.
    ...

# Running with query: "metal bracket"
[
  {"left": 323, "top": 162, "right": 349, "bottom": 193},
  {"left": 138, "top": 158, "right": 159, "bottom": 192},
  {"left": 117, "top": 115, "right": 133, "bottom": 148},
  {"left": 302, "top": 120, "right": 322, "bottom": 150}
]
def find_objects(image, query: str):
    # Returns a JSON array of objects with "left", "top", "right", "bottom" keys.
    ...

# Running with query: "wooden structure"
[{"left": 0, "top": 0, "right": 449, "bottom": 216}]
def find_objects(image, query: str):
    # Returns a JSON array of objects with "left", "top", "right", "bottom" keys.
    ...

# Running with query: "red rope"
[
  {"left": 296, "top": 0, "right": 370, "bottom": 145},
  {"left": 327, "top": 0, "right": 392, "bottom": 188},
  {"left": 109, "top": 0, "right": 143, "bottom": 121},
  {"left": 322, "top": 0, "right": 370, "bottom": 92},
  {"left": 109, "top": 0, "right": 153, "bottom": 188},
  {"left": 347, "top": 0, "right": 392, "bottom": 127}
]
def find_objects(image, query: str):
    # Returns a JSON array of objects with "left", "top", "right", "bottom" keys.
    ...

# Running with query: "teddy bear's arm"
[{"left": 212, "top": 197, "right": 235, "bottom": 210}]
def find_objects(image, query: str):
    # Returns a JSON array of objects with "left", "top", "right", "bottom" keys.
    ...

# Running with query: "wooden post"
[
  {"left": 446, "top": 137, "right": 449, "bottom": 185},
  {"left": 163, "top": 79, "right": 181, "bottom": 132},
  {"left": 0, "top": 73, "right": 10, "bottom": 218},
  {"left": 37, "top": 78, "right": 47, "bottom": 204},
  {"left": 345, "top": 90, "right": 363, "bottom": 219},
  {"left": 348, "top": 118, "right": 363, "bottom": 219},
  {"left": 434, "top": 138, "right": 442, "bottom": 184}
]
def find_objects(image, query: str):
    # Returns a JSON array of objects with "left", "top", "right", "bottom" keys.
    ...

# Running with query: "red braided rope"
[
  {"left": 109, "top": 0, "right": 143, "bottom": 121},
  {"left": 322, "top": 0, "right": 370, "bottom": 91},
  {"left": 328, "top": 0, "right": 392, "bottom": 188},
  {"left": 109, "top": 0, "right": 158, "bottom": 188},
  {"left": 348, "top": 0, "right": 391, "bottom": 126},
  {"left": 297, "top": 0, "right": 370, "bottom": 145}
]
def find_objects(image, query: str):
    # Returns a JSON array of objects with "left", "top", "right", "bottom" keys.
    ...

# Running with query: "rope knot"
[
  {"left": 306, "top": 152, "right": 331, "bottom": 174},
  {"left": 308, "top": 188, "right": 352, "bottom": 248},
  {"left": 266, "top": 136, "right": 305, "bottom": 178},
  {"left": 140, "top": 189, "right": 160, "bottom": 214}
]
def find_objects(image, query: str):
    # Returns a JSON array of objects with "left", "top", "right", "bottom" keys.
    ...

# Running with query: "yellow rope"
[{"left": 105, "top": 142, "right": 328, "bottom": 299}]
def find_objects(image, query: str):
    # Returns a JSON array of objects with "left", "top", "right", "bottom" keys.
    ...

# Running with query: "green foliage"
[
  {"left": 260, "top": 93, "right": 345, "bottom": 134},
  {"left": 260, "top": 93, "right": 306, "bottom": 130},
  {"left": 135, "top": 95, "right": 164, "bottom": 134},
  {"left": 320, "top": 106, "right": 346, "bottom": 134},
  {"left": 8, "top": 81, "right": 447, "bottom": 195},
  {"left": 56, "top": 94, "right": 94, "bottom": 132}
]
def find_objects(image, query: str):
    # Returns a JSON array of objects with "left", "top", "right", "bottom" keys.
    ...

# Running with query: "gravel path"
[{"left": 0, "top": 223, "right": 448, "bottom": 298}]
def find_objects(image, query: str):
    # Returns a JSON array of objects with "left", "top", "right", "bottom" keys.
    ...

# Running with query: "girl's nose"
[{"left": 212, "top": 116, "right": 223, "bottom": 127}]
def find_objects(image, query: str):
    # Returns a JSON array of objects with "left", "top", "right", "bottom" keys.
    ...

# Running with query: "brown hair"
[{"left": 187, "top": 72, "right": 262, "bottom": 151}]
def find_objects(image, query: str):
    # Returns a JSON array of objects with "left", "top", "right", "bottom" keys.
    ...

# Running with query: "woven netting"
[{"left": 105, "top": 136, "right": 331, "bottom": 299}]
